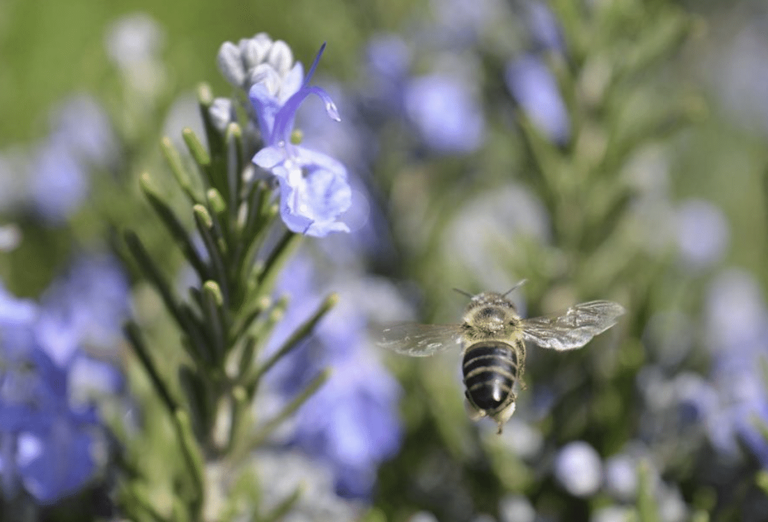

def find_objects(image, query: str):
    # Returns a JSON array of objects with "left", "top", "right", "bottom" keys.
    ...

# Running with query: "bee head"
[{"left": 467, "top": 292, "right": 517, "bottom": 311}]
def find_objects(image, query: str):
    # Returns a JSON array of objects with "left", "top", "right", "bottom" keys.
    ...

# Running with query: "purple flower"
[
  {"left": 0, "top": 284, "right": 104, "bottom": 504},
  {"left": 526, "top": 2, "right": 566, "bottom": 53},
  {"left": 251, "top": 44, "right": 352, "bottom": 237},
  {"left": 292, "top": 352, "right": 402, "bottom": 497},
  {"left": 29, "top": 95, "right": 118, "bottom": 223},
  {"left": 703, "top": 269, "right": 768, "bottom": 466},
  {"left": 36, "top": 253, "right": 130, "bottom": 366},
  {"left": 29, "top": 140, "right": 88, "bottom": 222},
  {"left": 404, "top": 73, "right": 485, "bottom": 154},
  {"left": 675, "top": 198, "right": 729, "bottom": 270},
  {"left": 264, "top": 256, "right": 403, "bottom": 498},
  {"left": 49, "top": 95, "right": 118, "bottom": 169},
  {"left": 553, "top": 440, "right": 602, "bottom": 497},
  {"left": 505, "top": 54, "right": 570, "bottom": 144},
  {"left": 0, "top": 254, "right": 128, "bottom": 503}
]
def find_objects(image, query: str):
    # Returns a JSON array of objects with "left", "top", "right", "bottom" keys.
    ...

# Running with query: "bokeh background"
[{"left": 2, "top": 0, "right": 768, "bottom": 521}]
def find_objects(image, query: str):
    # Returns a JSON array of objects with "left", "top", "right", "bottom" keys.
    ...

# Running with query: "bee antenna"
[
  {"left": 452, "top": 287, "right": 473, "bottom": 298},
  {"left": 502, "top": 279, "right": 528, "bottom": 297}
]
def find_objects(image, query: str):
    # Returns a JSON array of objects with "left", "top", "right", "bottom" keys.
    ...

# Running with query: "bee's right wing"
[
  {"left": 378, "top": 323, "right": 463, "bottom": 357},
  {"left": 520, "top": 300, "right": 625, "bottom": 351}
]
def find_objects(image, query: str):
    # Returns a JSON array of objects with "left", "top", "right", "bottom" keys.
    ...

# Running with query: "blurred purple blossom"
[
  {"left": 0, "top": 254, "right": 128, "bottom": 503},
  {"left": 674, "top": 198, "right": 729, "bottom": 270},
  {"left": 364, "top": 34, "right": 411, "bottom": 109},
  {"left": 428, "top": 0, "right": 505, "bottom": 49},
  {"left": 251, "top": 45, "right": 352, "bottom": 237},
  {"left": 704, "top": 269, "right": 768, "bottom": 467},
  {"left": 0, "top": 285, "right": 101, "bottom": 503},
  {"left": 29, "top": 141, "right": 89, "bottom": 223},
  {"left": 49, "top": 95, "right": 118, "bottom": 168},
  {"left": 36, "top": 253, "right": 130, "bottom": 366},
  {"left": 603, "top": 453, "right": 637, "bottom": 502},
  {"left": 28, "top": 95, "right": 118, "bottom": 223},
  {"left": 263, "top": 255, "right": 403, "bottom": 498},
  {"left": 526, "top": 1, "right": 565, "bottom": 53},
  {"left": 404, "top": 73, "right": 485, "bottom": 154},
  {"left": 505, "top": 54, "right": 570, "bottom": 144},
  {"left": 553, "top": 440, "right": 602, "bottom": 497}
]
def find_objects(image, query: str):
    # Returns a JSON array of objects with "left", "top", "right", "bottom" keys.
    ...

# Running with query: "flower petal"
[
  {"left": 248, "top": 83, "right": 283, "bottom": 140},
  {"left": 253, "top": 146, "right": 286, "bottom": 170},
  {"left": 276, "top": 161, "right": 351, "bottom": 237}
]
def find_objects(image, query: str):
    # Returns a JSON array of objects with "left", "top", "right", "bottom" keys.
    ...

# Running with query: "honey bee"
[{"left": 380, "top": 283, "right": 625, "bottom": 434}]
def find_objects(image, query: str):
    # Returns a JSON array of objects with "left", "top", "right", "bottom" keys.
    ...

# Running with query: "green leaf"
[
  {"left": 179, "top": 365, "right": 212, "bottom": 441},
  {"left": 225, "top": 122, "right": 244, "bottom": 218},
  {"left": 202, "top": 280, "right": 228, "bottom": 363},
  {"left": 182, "top": 127, "right": 211, "bottom": 169},
  {"left": 256, "top": 231, "right": 302, "bottom": 299},
  {"left": 174, "top": 408, "right": 206, "bottom": 512},
  {"left": 124, "top": 321, "right": 179, "bottom": 422},
  {"left": 245, "top": 368, "right": 332, "bottom": 451},
  {"left": 254, "top": 485, "right": 303, "bottom": 522},
  {"left": 756, "top": 471, "right": 768, "bottom": 497},
  {"left": 246, "top": 293, "right": 338, "bottom": 389},
  {"left": 160, "top": 136, "right": 199, "bottom": 203},
  {"left": 197, "top": 83, "right": 225, "bottom": 161},
  {"left": 636, "top": 459, "right": 660, "bottom": 522},
  {"left": 139, "top": 173, "right": 208, "bottom": 279},
  {"left": 193, "top": 204, "right": 230, "bottom": 304}
]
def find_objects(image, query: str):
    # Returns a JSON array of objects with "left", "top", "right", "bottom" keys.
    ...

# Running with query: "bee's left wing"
[
  {"left": 378, "top": 323, "right": 463, "bottom": 357},
  {"left": 520, "top": 300, "right": 625, "bottom": 351}
]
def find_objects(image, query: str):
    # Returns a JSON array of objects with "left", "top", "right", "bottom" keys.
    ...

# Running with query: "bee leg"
[
  {"left": 464, "top": 394, "right": 486, "bottom": 421},
  {"left": 491, "top": 398, "right": 517, "bottom": 434}
]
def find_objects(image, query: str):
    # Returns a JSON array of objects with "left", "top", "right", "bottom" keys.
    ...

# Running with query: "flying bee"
[{"left": 379, "top": 282, "right": 626, "bottom": 434}]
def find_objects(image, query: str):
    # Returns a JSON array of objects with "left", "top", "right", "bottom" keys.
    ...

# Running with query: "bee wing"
[
  {"left": 521, "top": 300, "right": 625, "bottom": 351},
  {"left": 378, "top": 323, "right": 463, "bottom": 357}
]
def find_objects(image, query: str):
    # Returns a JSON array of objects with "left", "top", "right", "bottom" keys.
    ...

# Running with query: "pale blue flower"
[
  {"left": 527, "top": 1, "right": 565, "bottom": 53},
  {"left": 0, "top": 254, "right": 128, "bottom": 503},
  {"left": 0, "top": 284, "right": 103, "bottom": 504},
  {"left": 675, "top": 198, "right": 729, "bottom": 270},
  {"left": 265, "top": 256, "right": 403, "bottom": 498},
  {"left": 404, "top": 73, "right": 485, "bottom": 154},
  {"left": 30, "top": 140, "right": 88, "bottom": 222},
  {"left": 704, "top": 269, "right": 768, "bottom": 467},
  {"left": 364, "top": 34, "right": 411, "bottom": 111},
  {"left": 251, "top": 44, "right": 351, "bottom": 237},
  {"left": 29, "top": 95, "right": 118, "bottom": 223},
  {"left": 505, "top": 54, "right": 570, "bottom": 144},
  {"left": 553, "top": 440, "right": 602, "bottom": 497},
  {"left": 604, "top": 453, "right": 638, "bottom": 501}
]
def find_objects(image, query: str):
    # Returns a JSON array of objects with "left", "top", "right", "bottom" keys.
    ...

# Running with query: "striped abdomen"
[{"left": 462, "top": 341, "right": 520, "bottom": 412}]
